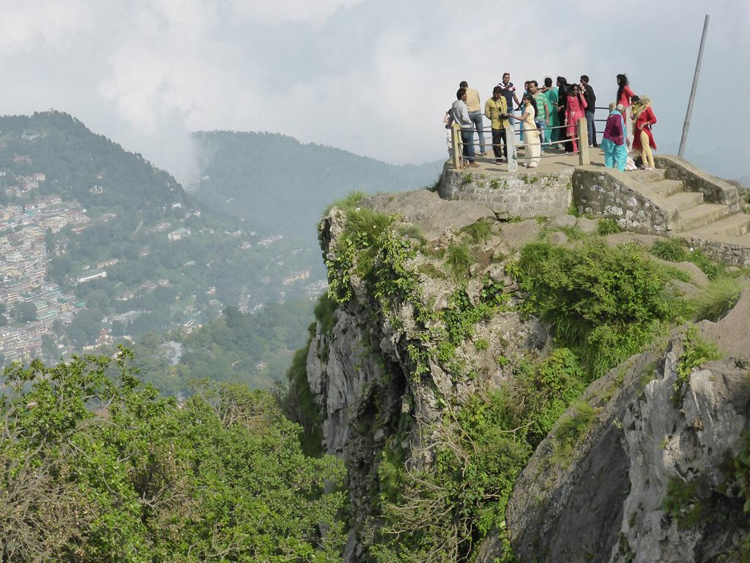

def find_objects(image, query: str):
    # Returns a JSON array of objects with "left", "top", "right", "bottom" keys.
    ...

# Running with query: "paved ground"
[{"left": 455, "top": 145, "right": 608, "bottom": 174}]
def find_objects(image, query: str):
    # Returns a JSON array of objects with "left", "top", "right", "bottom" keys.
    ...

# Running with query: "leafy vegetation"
[
  {"left": 509, "top": 239, "right": 687, "bottom": 379},
  {"left": 372, "top": 348, "right": 588, "bottom": 561},
  {"left": 0, "top": 350, "right": 345, "bottom": 561},
  {"left": 131, "top": 300, "right": 315, "bottom": 395}
]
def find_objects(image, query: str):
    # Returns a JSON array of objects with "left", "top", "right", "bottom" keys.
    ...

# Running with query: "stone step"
[
  {"left": 672, "top": 203, "right": 731, "bottom": 232},
  {"left": 635, "top": 169, "right": 667, "bottom": 183},
  {"left": 645, "top": 179, "right": 685, "bottom": 198},
  {"left": 689, "top": 213, "right": 750, "bottom": 238},
  {"left": 663, "top": 191, "right": 704, "bottom": 212}
]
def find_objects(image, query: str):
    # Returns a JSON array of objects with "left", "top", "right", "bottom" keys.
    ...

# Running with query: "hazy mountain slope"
[
  {"left": 0, "top": 111, "right": 320, "bottom": 368},
  {"left": 191, "top": 131, "right": 443, "bottom": 238}
]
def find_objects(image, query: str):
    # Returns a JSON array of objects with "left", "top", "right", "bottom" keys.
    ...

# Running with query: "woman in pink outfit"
[{"left": 565, "top": 84, "right": 587, "bottom": 153}]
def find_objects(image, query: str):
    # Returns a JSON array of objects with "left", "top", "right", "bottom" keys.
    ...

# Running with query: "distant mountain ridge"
[
  {"left": 0, "top": 111, "right": 321, "bottom": 368},
  {"left": 191, "top": 130, "right": 443, "bottom": 238}
]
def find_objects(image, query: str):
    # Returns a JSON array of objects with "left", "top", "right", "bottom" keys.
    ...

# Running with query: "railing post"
[
  {"left": 451, "top": 123, "right": 462, "bottom": 170},
  {"left": 504, "top": 122, "right": 518, "bottom": 172},
  {"left": 577, "top": 118, "right": 590, "bottom": 165}
]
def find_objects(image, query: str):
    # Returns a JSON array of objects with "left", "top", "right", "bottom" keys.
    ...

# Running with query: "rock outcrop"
[
  {"left": 305, "top": 188, "right": 749, "bottom": 562},
  {"left": 506, "top": 293, "right": 750, "bottom": 562}
]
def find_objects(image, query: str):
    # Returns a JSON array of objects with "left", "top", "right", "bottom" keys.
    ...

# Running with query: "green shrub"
[
  {"left": 510, "top": 239, "right": 686, "bottom": 379},
  {"left": 371, "top": 347, "right": 587, "bottom": 562},
  {"left": 314, "top": 292, "right": 338, "bottom": 335},
  {"left": 597, "top": 218, "right": 621, "bottom": 235},
  {"left": 664, "top": 476, "right": 711, "bottom": 528},
  {"left": 671, "top": 326, "right": 722, "bottom": 406}
]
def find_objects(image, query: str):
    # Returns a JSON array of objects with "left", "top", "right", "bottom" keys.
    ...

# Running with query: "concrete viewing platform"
[
  {"left": 437, "top": 148, "right": 750, "bottom": 267},
  {"left": 454, "top": 144, "right": 607, "bottom": 174}
]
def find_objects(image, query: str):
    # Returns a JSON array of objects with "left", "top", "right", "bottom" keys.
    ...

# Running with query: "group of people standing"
[
  {"left": 601, "top": 74, "right": 658, "bottom": 171},
  {"left": 448, "top": 72, "right": 657, "bottom": 172},
  {"left": 448, "top": 73, "right": 599, "bottom": 168}
]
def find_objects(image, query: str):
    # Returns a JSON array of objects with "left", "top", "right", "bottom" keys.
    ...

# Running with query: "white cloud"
[
  {"left": 0, "top": 0, "right": 92, "bottom": 55},
  {"left": 0, "top": 0, "right": 747, "bottom": 180},
  {"left": 227, "top": 0, "right": 365, "bottom": 27}
]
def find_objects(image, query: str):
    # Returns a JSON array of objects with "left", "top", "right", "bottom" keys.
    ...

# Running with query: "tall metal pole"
[{"left": 679, "top": 14, "right": 710, "bottom": 158}]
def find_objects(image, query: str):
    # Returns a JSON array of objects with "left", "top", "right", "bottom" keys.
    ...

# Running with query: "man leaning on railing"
[{"left": 450, "top": 88, "right": 479, "bottom": 167}]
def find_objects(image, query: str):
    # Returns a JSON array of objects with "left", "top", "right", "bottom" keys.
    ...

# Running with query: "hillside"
[
  {"left": 0, "top": 111, "right": 320, "bottom": 372},
  {"left": 191, "top": 130, "right": 442, "bottom": 239}
]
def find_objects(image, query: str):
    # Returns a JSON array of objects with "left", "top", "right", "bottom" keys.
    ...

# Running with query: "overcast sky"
[{"left": 1, "top": 0, "right": 748, "bottom": 182}]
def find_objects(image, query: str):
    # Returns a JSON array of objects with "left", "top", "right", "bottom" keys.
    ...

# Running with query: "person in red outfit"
[
  {"left": 631, "top": 95, "right": 657, "bottom": 170},
  {"left": 565, "top": 84, "right": 587, "bottom": 153},
  {"left": 616, "top": 73, "right": 636, "bottom": 140}
]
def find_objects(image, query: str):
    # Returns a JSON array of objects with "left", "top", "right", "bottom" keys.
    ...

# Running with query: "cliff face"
[
  {"left": 304, "top": 188, "right": 750, "bottom": 562},
  {"left": 506, "top": 321, "right": 750, "bottom": 562}
]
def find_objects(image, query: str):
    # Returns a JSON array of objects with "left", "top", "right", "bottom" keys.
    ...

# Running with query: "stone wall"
[
  {"left": 656, "top": 155, "right": 740, "bottom": 211},
  {"left": 438, "top": 163, "right": 572, "bottom": 220},
  {"left": 572, "top": 167, "right": 673, "bottom": 234}
]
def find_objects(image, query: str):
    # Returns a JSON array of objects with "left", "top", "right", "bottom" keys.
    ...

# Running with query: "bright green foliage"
[
  {"left": 650, "top": 238, "right": 726, "bottom": 280},
  {"left": 499, "top": 349, "right": 586, "bottom": 447},
  {"left": 510, "top": 239, "right": 686, "bottom": 379},
  {"left": 326, "top": 208, "right": 404, "bottom": 303},
  {"left": 0, "top": 350, "right": 346, "bottom": 562},
  {"left": 558, "top": 225, "right": 587, "bottom": 240},
  {"left": 372, "top": 348, "right": 587, "bottom": 562}
]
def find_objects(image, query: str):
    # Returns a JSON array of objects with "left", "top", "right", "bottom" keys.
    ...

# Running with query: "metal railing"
[{"left": 448, "top": 117, "right": 590, "bottom": 170}]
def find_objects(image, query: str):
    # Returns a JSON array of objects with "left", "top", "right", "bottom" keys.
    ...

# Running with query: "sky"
[{"left": 1, "top": 0, "right": 748, "bottom": 183}]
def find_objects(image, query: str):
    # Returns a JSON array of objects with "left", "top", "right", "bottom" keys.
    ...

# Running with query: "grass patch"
[
  {"left": 324, "top": 190, "right": 367, "bottom": 215},
  {"left": 664, "top": 476, "right": 711, "bottom": 528},
  {"left": 691, "top": 276, "right": 743, "bottom": 321},
  {"left": 650, "top": 238, "right": 726, "bottom": 280},
  {"left": 417, "top": 263, "right": 445, "bottom": 279},
  {"left": 314, "top": 293, "right": 338, "bottom": 335},
  {"left": 445, "top": 242, "right": 475, "bottom": 280},
  {"left": 425, "top": 176, "right": 441, "bottom": 193},
  {"left": 559, "top": 225, "right": 588, "bottom": 240},
  {"left": 672, "top": 325, "right": 722, "bottom": 406},
  {"left": 397, "top": 223, "right": 426, "bottom": 243},
  {"left": 552, "top": 400, "right": 596, "bottom": 463},
  {"left": 459, "top": 220, "right": 493, "bottom": 244}
]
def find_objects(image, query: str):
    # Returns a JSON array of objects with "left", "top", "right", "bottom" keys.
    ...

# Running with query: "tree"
[
  {"left": 9, "top": 302, "right": 37, "bottom": 324},
  {"left": 0, "top": 350, "right": 346, "bottom": 561},
  {"left": 45, "top": 227, "right": 55, "bottom": 254}
]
